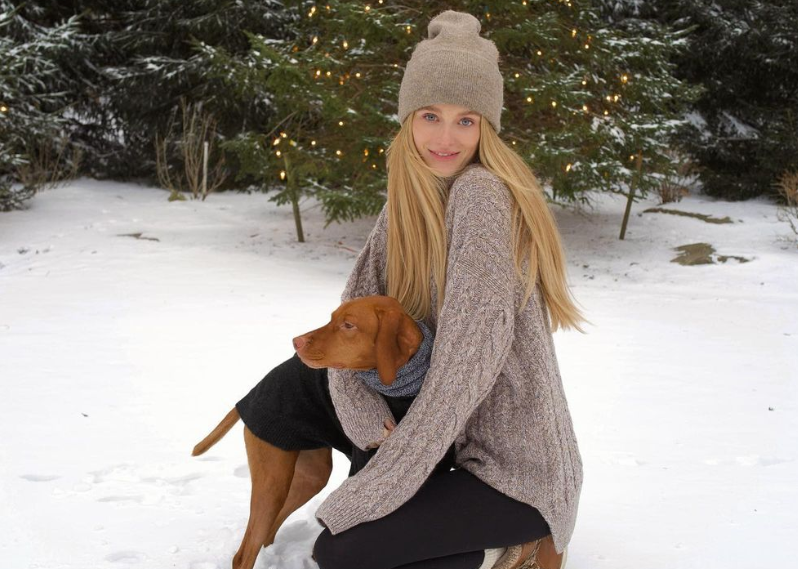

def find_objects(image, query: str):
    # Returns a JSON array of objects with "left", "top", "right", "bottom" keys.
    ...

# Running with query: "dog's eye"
[{"left": 342, "top": 322, "right": 355, "bottom": 330}]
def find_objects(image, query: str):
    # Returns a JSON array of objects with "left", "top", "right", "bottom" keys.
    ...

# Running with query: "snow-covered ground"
[{"left": 1, "top": 179, "right": 796, "bottom": 569}]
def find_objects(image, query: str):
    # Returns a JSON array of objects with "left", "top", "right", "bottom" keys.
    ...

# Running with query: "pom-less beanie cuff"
[{"left": 398, "top": 10, "right": 504, "bottom": 133}]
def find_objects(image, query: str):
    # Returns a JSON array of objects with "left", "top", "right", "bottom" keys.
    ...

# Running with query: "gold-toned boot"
[{"left": 491, "top": 535, "right": 567, "bottom": 569}]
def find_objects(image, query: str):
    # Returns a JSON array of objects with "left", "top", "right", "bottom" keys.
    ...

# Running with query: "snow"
[{"left": 1, "top": 179, "right": 796, "bottom": 569}]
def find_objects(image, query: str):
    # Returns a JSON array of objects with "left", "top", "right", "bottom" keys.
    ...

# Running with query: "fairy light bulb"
[
  {"left": 355, "top": 72, "right": 361, "bottom": 78},
  {"left": 311, "top": 140, "right": 317, "bottom": 146},
  {"left": 551, "top": 101, "right": 557, "bottom": 108},
  {"left": 536, "top": 50, "right": 542, "bottom": 56},
  {"left": 342, "top": 40, "right": 348, "bottom": 49},
  {"left": 514, "top": 73, "right": 520, "bottom": 78},
  {"left": 272, "top": 138, "right": 281, "bottom": 146},
  {"left": 280, "top": 171, "right": 286, "bottom": 180},
  {"left": 364, "top": 149, "right": 369, "bottom": 156},
  {"left": 280, "top": 132, "right": 287, "bottom": 138},
  {"left": 336, "top": 150, "right": 342, "bottom": 156},
  {"left": 582, "top": 104, "right": 588, "bottom": 112},
  {"left": 526, "top": 96, "right": 533, "bottom": 103},
  {"left": 566, "top": 163, "right": 572, "bottom": 172},
  {"left": 312, "top": 36, "right": 318, "bottom": 44},
  {"left": 604, "top": 110, "right": 609, "bottom": 116},
  {"left": 406, "top": 25, "right": 412, "bottom": 33},
  {"left": 338, "top": 121, "right": 344, "bottom": 126},
  {"left": 365, "top": 5, "right": 371, "bottom": 11},
  {"left": 621, "top": 74, "right": 628, "bottom": 83},
  {"left": 572, "top": 29, "right": 577, "bottom": 37},
  {"left": 326, "top": 71, "right": 331, "bottom": 77},
  {"left": 276, "top": 150, "right": 282, "bottom": 157},
  {"left": 316, "top": 69, "right": 321, "bottom": 77}
]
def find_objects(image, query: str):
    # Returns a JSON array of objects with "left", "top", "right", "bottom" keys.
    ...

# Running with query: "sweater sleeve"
[
  {"left": 316, "top": 173, "right": 516, "bottom": 535},
  {"left": 326, "top": 202, "right": 397, "bottom": 451}
]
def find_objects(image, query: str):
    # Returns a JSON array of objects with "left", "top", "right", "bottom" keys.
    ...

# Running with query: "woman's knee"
[{"left": 313, "top": 529, "right": 360, "bottom": 569}]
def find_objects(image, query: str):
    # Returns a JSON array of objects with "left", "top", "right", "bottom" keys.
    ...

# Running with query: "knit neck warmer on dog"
[{"left": 355, "top": 320, "right": 434, "bottom": 398}]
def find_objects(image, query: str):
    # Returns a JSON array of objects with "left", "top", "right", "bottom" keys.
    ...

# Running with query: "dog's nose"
[{"left": 293, "top": 336, "right": 305, "bottom": 350}]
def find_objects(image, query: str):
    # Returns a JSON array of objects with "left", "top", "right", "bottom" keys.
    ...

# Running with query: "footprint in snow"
[{"left": 20, "top": 474, "right": 61, "bottom": 482}]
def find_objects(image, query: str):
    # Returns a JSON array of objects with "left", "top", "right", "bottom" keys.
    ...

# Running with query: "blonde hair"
[{"left": 384, "top": 113, "right": 589, "bottom": 333}]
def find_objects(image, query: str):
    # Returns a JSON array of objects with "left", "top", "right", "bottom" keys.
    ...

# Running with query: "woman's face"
[{"left": 411, "top": 103, "right": 481, "bottom": 177}]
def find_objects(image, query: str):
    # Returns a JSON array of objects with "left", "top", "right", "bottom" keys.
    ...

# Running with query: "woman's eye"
[
  {"left": 461, "top": 118, "right": 474, "bottom": 126},
  {"left": 422, "top": 113, "right": 436, "bottom": 121}
]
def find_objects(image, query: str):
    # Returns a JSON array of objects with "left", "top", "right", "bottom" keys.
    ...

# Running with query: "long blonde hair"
[{"left": 384, "top": 114, "right": 589, "bottom": 333}]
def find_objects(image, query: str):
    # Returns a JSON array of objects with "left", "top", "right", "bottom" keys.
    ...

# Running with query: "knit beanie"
[{"left": 397, "top": 10, "right": 504, "bottom": 133}]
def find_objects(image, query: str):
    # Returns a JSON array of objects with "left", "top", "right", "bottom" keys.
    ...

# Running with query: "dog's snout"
[{"left": 293, "top": 336, "right": 305, "bottom": 350}]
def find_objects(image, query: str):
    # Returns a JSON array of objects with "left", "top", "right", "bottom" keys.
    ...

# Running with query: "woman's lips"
[{"left": 429, "top": 150, "right": 460, "bottom": 161}]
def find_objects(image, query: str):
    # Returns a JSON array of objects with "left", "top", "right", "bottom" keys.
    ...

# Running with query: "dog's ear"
[{"left": 375, "top": 310, "right": 422, "bottom": 386}]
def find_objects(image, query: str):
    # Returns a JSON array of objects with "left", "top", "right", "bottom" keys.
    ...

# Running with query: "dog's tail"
[{"left": 192, "top": 407, "right": 241, "bottom": 456}]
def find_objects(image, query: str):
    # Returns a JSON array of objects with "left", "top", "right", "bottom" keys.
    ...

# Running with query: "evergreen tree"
[
  {"left": 599, "top": 0, "right": 798, "bottom": 201},
  {"left": 0, "top": 1, "right": 85, "bottom": 210},
  {"left": 209, "top": 0, "right": 698, "bottom": 236}
]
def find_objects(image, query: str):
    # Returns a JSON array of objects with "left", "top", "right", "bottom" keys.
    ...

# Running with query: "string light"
[
  {"left": 326, "top": 71, "right": 331, "bottom": 77},
  {"left": 289, "top": 140, "right": 297, "bottom": 147},
  {"left": 511, "top": 141, "right": 516, "bottom": 145},
  {"left": 316, "top": 69, "right": 321, "bottom": 77},
  {"left": 355, "top": 72, "right": 361, "bottom": 78},
  {"left": 582, "top": 80, "right": 587, "bottom": 86},
  {"left": 566, "top": 163, "right": 572, "bottom": 172},
  {"left": 582, "top": 104, "right": 588, "bottom": 112},
  {"left": 604, "top": 110, "right": 609, "bottom": 116},
  {"left": 280, "top": 171, "right": 286, "bottom": 180},
  {"left": 364, "top": 149, "right": 369, "bottom": 156},
  {"left": 613, "top": 94, "right": 620, "bottom": 102},
  {"left": 338, "top": 121, "right": 344, "bottom": 126},
  {"left": 0, "top": 105, "right": 7, "bottom": 113},
  {"left": 276, "top": 150, "right": 282, "bottom": 157},
  {"left": 365, "top": 5, "right": 371, "bottom": 11},
  {"left": 621, "top": 74, "right": 629, "bottom": 83},
  {"left": 526, "top": 96, "right": 533, "bottom": 103},
  {"left": 336, "top": 150, "right": 342, "bottom": 156},
  {"left": 571, "top": 29, "right": 577, "bottom": 37},
  {"left": 272, "top": 138, "right": 281, "bottom": 146},
  {"left": 308, "top": 6, "right": 316, "bottom": 17},
  {"left": 584, "top": 44, "right": 589, "bottom": 49},
  {"left": 514, "top": 73, "right": 520, "bottom": 78},
  {"left": 311, "top": 140, "right": 317, "bottom": 146},
  {"left": 551, "top": 101, "right": 557, "bottom": 108},
  {"left": 342, "top": 40, "right": 348, "bottom": 49},
  {"left": 312, "top": 36, "right": 318, "bottom": 44},
  {"left": 379, "top": 148, "right": 384, "bottom": 154},
  {"left": 280, "top": 132, "right": 287, "bottom": 138},
  {"left": 536, "top": 50, "right": 543, "bottom": 56},
  {"left": 406, "top": 25, "right": 412, "bottom": 33}
]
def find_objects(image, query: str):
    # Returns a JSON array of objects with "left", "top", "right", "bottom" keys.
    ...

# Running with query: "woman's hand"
[
  {"left": 382, "top": 418, "right": 397, "bottom": 440},
  {"left": 365, "top": 419, "right": 397, "bottom": 449}
]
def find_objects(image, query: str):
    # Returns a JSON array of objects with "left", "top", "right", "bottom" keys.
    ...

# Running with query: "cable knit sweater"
[{"left": 315, "top": 163, "right": 583, "bottom": 555}]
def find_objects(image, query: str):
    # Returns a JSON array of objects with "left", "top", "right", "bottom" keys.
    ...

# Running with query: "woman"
[{"left": 239, "top": 10, "right": 587, "bottom": 569}]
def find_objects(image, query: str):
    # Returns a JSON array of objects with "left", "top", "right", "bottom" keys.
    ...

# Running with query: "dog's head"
[{"left": 293, "top": 295, "right": 423, "bottom": 386}]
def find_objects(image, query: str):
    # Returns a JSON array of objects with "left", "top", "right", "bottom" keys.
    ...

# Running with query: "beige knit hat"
[{"left": 397, "top": 10, "right": 504, "bottom": 133}]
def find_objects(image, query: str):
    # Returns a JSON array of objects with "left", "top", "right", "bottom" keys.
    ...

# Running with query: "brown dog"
[{"left": 192, "top": 295, "right": 423, "bottom": 569}]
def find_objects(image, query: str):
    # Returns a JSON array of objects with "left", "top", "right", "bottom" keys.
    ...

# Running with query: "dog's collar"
[{"left": 355, "top": 320, "right": 433, "bottom": 397}]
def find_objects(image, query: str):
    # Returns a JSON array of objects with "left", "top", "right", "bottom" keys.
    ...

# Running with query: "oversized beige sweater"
[{"left": 315, "top": 163, "right": 583, "bottom": 554}]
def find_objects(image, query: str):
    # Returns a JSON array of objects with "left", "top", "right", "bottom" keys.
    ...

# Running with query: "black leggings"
[{"left": 235, "top": 353, "right": 550, "bottom": 569}]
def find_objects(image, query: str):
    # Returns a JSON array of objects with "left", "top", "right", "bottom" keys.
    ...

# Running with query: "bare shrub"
[
  {"left": 155, "top": 98, "right": 227, "bottom": 201},
  {"left": 774, "top": 170, "right": 798, "bottom": 237}
]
